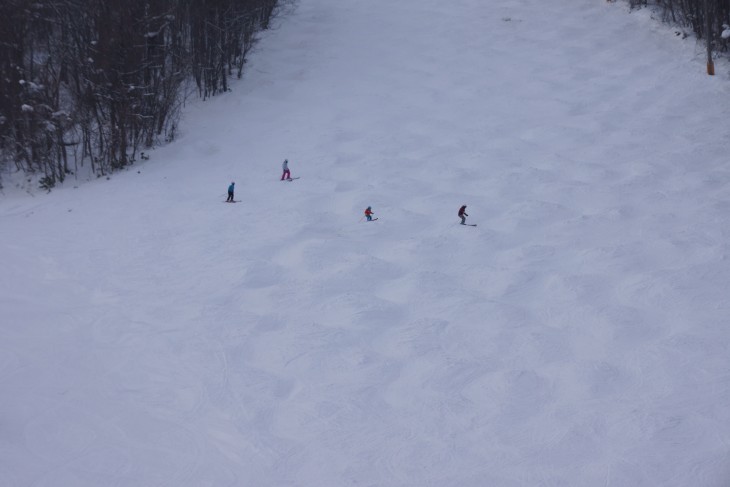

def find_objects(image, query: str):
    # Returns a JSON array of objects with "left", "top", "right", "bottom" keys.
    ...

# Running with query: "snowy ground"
[{"left": 3, "top": 0, "right": 730, "bottom": 485}]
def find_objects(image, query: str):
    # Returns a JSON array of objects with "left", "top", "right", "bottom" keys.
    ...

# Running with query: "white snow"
[{"left": 3, "top": 0, "right": 730, "bottom": 486}]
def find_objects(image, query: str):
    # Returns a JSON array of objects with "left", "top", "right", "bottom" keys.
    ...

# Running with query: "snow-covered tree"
[{"left": 0, "top": 0, "right": 281, "bottom": 189}]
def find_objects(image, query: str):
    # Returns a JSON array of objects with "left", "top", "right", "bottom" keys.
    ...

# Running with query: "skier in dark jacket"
[
  {"left": 458, "top": 205, "right": 468, "bottom": 224},
  {"left": 227, "top": 182, "right": 235, "bottom": 202}
]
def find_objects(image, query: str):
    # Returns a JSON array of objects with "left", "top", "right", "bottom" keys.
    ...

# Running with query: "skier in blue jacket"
[{"left": 226, "top": 182, "right": 235, "bottom": 202}]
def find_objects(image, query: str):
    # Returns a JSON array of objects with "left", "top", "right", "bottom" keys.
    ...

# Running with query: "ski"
[
  {"left": 224, "top": 200, "right": 241, "bottom": 203},
  {"left": 461, "top": 223, "right": 476, "bottom": 226},
  {"left": 282, "top": 177, "right": 300, "bottom": 181}
]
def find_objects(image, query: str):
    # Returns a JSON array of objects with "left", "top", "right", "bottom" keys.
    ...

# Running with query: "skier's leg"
[{"left": 460, "top": 216, "right": 466, "bottom": 224}]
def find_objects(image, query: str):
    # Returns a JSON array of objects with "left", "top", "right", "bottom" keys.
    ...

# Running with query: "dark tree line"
[
  {"left": 624, "top": 0, "right": 730, "bottom": 51},
  {"left": 0, "top": 0, "right": 279, "bottom": 189}
]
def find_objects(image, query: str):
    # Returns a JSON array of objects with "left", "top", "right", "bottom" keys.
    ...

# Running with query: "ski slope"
[{"left": 3, "top": 0, "right": 730, "bottom": 485}]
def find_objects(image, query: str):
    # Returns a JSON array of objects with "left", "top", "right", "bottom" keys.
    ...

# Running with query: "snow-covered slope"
[{"left": 3, "top": 0, "right": 730, "bottom": 485}]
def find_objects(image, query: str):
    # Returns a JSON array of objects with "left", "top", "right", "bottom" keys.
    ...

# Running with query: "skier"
[
  {"left": 458, "top": 205, "right": 468, "bottom": 224},
  {"left": 281, "top": 159, "right": 291, "bottom": 181},
  {"left": 364, "top": 206, "right": 375, "bottom": 221},
  {"left": 226, "top": 182, "right": 235, "bottom": 202}
]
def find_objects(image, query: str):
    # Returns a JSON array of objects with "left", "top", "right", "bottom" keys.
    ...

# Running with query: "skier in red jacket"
[{"left": 364, "top": 206, "right": 375, "bottom": 221}]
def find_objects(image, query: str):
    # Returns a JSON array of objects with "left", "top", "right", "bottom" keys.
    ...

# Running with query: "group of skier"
[
  {"left": 226, "top": 159, "right": 474, "bottom": 226},
  {"left": 362, "top": 204, "right": 471, "bottom": 225}
]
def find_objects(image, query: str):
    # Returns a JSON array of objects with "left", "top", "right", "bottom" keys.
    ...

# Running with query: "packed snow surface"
[{"left": 3, "top": 0, "right": 730, "bottom": 485}]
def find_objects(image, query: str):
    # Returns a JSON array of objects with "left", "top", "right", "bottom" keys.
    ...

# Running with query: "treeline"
[
  {"left": 0, "top": 0, "right": 279, "bottom": 189},
  {"left": 624, "top": 0, "right": 730, "bottom": 48}
]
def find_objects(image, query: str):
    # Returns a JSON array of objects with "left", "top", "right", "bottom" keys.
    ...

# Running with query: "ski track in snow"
[{"left": 3, "top": 0, "right": 730, "bottom": 485}]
